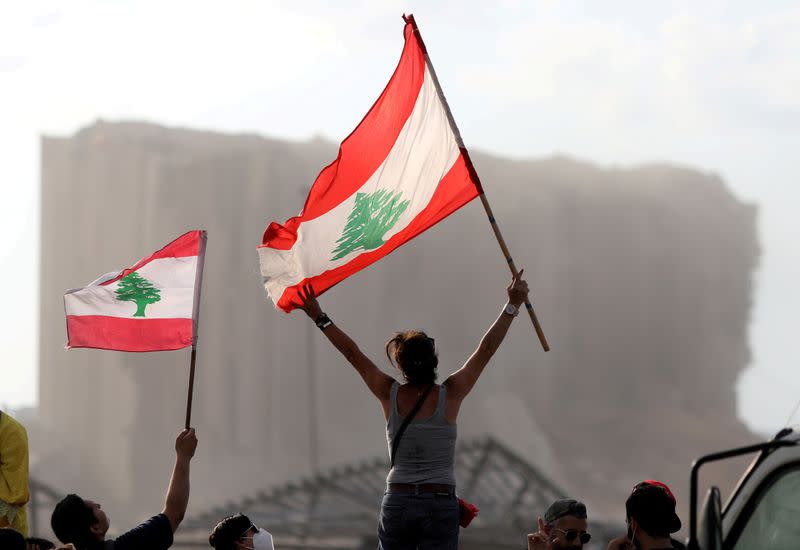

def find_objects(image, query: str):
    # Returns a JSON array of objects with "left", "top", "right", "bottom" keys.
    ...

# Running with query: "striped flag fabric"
[
  {"left": 64, "top": 230, "right": 207, "bottom": 351},
  {"left": 258, "top": 16, "right": 481, "bottom": 311}
]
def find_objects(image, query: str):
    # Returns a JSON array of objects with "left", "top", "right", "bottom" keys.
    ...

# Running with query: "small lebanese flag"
[
  {"left": 258, "top": 15, "right": 481, "bottom": 311},
  {"left": 64, "top": 230, "right": 207, "bottom": 352}
]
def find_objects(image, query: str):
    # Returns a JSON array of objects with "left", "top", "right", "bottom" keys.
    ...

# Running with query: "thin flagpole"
[
  {"left": 185, "top": 230, "right": 208, "bottom": 428},
  {"left": 185, "top": 346, "right": 198, "bottom": 429},
  {"left": 403, "top": 14, "right": 550, "bottom": 351}
]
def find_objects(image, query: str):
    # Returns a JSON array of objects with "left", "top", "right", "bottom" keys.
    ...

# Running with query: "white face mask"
[{"left": 242, "top": 528, "right": 274, "bottom": 550}]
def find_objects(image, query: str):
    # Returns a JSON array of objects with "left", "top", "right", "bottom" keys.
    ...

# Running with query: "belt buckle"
[{"left": 414, "top": 484, "right": 420, "bottom": 496}]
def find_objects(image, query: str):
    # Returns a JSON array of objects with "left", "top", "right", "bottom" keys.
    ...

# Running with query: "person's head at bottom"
[
  {"left": 528, "top": 499, "right": 590, "bottom": 549},
  {"left": 624, "top": 480, "right": 682, "bottom": 550},
  {"left": 209, "top": 514, "right": 274, "bottom": 550},
  {"left": 0, "top": 527, "right": 26, "bottom": 550},
  {"left": 50, "top": 494, "right": 110, "bottom": 550},
  {"left": 26, "top": 536, "right": 57, "bottom": 550}
]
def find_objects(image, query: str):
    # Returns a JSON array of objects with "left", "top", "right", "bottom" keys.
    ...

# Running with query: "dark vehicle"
[{"left": 688, "top": 427, "right": 800, "bottom": 550}]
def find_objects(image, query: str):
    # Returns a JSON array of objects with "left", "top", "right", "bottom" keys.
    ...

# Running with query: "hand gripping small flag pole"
[
  {"left": 403, "top": 14, "right": 550, "bottom": 351},
  {"left": 185, "top": 231, "right": 208, "bottom": 428}
]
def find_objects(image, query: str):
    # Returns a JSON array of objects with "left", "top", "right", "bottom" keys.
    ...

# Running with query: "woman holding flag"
[{"left": 295, "top": 271, "right": 529, "bottom": 550}]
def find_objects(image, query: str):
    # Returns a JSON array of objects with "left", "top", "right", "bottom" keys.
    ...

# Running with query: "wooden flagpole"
[
  {"left": 404, "top": 14, "right": 550, "bottom": 351},
  {"left": 185, "top": 230, "right": 208, "bottom": 428}
]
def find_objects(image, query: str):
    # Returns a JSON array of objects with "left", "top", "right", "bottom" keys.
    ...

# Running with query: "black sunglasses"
[{"left": 552, "top": 527, "right": 591, "bottom": 544}]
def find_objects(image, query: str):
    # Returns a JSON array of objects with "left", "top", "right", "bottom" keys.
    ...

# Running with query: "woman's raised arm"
[
  {"left": 297, "top": 284, "right": 394, "bottom": 410},
  {"left": 445, "top": 271, "right": 529, "bottom": 402}
]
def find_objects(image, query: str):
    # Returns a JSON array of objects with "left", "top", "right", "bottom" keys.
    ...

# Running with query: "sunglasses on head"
[
  {"left": 239, "top": 523, "right": 259, "bottom": 539},
  {"left": 552, "top": 527, "right": 591, "bottom": 544}
]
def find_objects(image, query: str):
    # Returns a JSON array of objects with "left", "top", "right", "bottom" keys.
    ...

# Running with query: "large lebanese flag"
[
  {"left": 258, "top": 16, "right": 481, "bottom": 311},
  {"left": 64, "top": 230, "right": 207, "bottom": 352}
]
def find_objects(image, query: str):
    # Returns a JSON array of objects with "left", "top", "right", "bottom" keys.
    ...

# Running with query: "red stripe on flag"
[
  {"left": 66, "top": 315, "right": 193, "bottom": 352},
  {"left": 100, "top": 230, "right": 202, "bottom": 286},
  {"left": 261, "top": 22, "right": 426, "bottom": 250},
  {"left": 275, "top": 151, "right": 479, "bottom": 311}
]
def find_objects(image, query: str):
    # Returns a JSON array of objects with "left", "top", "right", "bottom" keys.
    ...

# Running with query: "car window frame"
[{"left": 724, "top": 461, "right": 800, "bottom": 550}]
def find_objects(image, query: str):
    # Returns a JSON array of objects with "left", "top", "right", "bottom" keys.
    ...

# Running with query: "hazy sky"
[{"left": 1, "top": 1, "right": 798, "bottom": 435}]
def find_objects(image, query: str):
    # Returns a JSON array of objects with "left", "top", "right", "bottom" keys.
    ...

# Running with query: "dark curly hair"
[
  {"left": 385, "top": 330, "right": 438, "bottom": 385},
  {"left": 209, "top": 513, "right": 252, "bottom": 550}
]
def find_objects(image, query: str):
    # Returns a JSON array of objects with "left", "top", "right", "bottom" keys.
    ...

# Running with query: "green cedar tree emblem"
[
  {"left": 330, "top": 189, "right": 411, "bottom": 261},
  {"left": 115, "top": 271, "right": 161, "bottom": 317}
]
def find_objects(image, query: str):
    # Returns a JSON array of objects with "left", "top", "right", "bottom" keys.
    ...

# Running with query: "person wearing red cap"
[{"left": 607, "top": 480, "right": 685, "bottom": 550}]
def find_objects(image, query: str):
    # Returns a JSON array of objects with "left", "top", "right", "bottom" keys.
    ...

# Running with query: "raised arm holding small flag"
[{"left": 63, "top": 229, "right": 207, "bottom": 428}]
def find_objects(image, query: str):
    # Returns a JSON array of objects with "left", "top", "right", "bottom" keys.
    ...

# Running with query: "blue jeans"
[{"left": 377, "top": 492, "right": 460, "bottom": 550}]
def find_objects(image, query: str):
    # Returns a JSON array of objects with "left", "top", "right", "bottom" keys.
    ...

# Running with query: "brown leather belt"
[{"left": 387, "top": 483, "right": 456, "bottom": 495}]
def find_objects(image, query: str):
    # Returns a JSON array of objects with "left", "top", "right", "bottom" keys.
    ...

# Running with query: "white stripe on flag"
[
  {"left": 259, "top": 65, "right": 459, "bottom": 302},
  {"left": 65, "top": 257, "right": 198, "bottom": 319}
]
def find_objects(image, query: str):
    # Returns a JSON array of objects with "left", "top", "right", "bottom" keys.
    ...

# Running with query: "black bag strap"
[{"left": 390, "top": 384, "right": 435, "bottom": 468}]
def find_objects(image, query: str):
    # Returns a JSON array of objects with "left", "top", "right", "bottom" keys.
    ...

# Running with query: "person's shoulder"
[
  {"left": 140, "top": 513, "right": 172, "bottom": 528},
  {"left": 0, "top": 412, "right": 27, "bottom": 435},
  {"left": 136, "top": 513, "right": 173, "bottom": 534},
  {"left": 112, "top": 514, "right": 173, "bottom": 550},
  {"left": 116, "top": 513, "right": 173, "bottom": 537}
]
